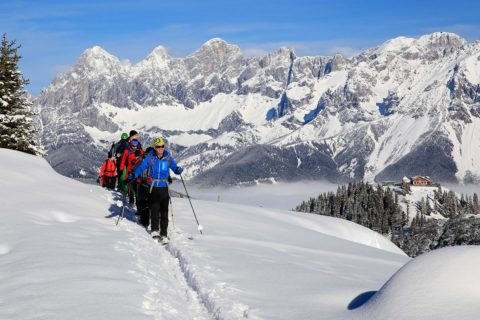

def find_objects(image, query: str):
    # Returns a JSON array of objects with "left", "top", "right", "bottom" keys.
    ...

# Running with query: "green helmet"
[
  {"left": 121, "top": 132, "right": 128, "bottom": 139},
  {"left": 153, "top": 137, "right": 165, "bottom": 146}
]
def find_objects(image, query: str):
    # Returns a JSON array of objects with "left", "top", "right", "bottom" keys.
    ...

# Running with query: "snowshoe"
[
  {"left": 151, "top": 231, "right": 161, "bottom": 242},
  {"left": 160, "top": 236, "right": 169, "bottom": 245}
]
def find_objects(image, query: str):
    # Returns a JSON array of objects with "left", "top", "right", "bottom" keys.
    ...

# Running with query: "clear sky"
[{"left": 1, "top": 0, "right": 480, "bottom": 95}]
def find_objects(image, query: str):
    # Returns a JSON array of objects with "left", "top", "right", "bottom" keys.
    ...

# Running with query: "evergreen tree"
[
  {"left": 402, "top": 181, "right": 411, "bottom": 194},
  {"left": 473, "top": 193, "right": 480, "bottom": 215},
  {"left": 425, "top": 198, "right": 432, "bottom": 216},
  {"left": 0, "top": 34, "right": 37, "bottom": 155},
  {"left": 420, "top": 197, "right": 427, "bottom": 216}
]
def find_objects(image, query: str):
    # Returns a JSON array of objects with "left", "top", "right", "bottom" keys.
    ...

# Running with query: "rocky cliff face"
[{"left": 35, "top": 32, "right": 480, "bottom": 185}]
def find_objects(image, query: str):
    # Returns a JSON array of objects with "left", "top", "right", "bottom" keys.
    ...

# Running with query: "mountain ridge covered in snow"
[{"left": 36, "top": 32, "right": 480, "bottom": 186}]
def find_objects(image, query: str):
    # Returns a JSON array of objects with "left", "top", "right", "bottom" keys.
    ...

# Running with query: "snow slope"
[
  {"left": 353, "top": 246, "right": 480, "bottom": 320},
  {"left": 0, "top": 149, "right": 209, "bottom": 320},
  {"left": 400, "top": 185, "right": 448, "bottom": 222},
  {"left": 2, "top": 149, "right": 478, "bottom": 319}
]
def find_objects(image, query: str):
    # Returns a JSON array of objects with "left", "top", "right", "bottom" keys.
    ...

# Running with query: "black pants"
[
  {"left": 137, "top": 184, "right": 150, "bottom": 228},
  {"left": 149, "top": 187, "right": 170, "bottom": 236},
  {"left": 105, "top": 176, "right": 116, "bottom": 190},
  {"left": 128, "top": 183, "right": 135, "bottom": 204}
]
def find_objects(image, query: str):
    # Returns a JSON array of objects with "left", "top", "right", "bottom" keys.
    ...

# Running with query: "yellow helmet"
[{"left": 153, "top": 137, "right": 165, "bottom": 146}]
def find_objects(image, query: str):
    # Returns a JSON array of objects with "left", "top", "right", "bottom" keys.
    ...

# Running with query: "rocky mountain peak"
[
  {"left": 184, "top": 38, "right": 243, "bottom": 77},
  {"left": 415, "top": 32, "right": 467, "bottom": 59},
  {"left": 193, "top": 38, "right": 242, "bottom": 59},
  {"left": 258, "top": 47, "right": 296, "bottom": 68},
  {"left": 203, "top": 37, "right": 229, "bottom": 46},
  {"left": 366, "top": 32, "right": 467, "bottom": 62},
  {"left": 147, "top": 45, "right": 169, "bottom": 60},
  {"left": 75, "top": 45, "right": 121, "bottom": 74},
  {"left": 136, "top": 45, "right": 172, "bottom": 71},
  {"left": 377, "top": 36, "right": 416, "bottom": 53},
  {"left": 79, "top": 46, "right": 119, "bottom": 62},
  {"left": 417, "top": 32, "right": 466, "bottom": 48},
  {"left": 275, "top": 46, "right": 296, "bottom": 57}
]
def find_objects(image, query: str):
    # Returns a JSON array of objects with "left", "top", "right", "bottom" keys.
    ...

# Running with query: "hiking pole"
[
  {"left": 116, "top": 179, "right": 133, "bottom": 226},
  {"left": 167, "top": 185, "right": 175, "bottom": 230},
  {"left": 116, "top": 189, "right": 127, "bottom": 225},
  {"left": 180, "top": 174, "right": 203, "bottom": 234}
]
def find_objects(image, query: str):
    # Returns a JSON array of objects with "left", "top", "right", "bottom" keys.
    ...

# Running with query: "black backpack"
[{"left": 111, "top": 140, "right": 126, "bottom": 158}]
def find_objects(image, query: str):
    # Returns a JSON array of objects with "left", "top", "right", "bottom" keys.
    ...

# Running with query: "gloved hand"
[
  {"left": 176, "top": 167, "right": 183, "bottom": 175},
  {"left": 96, "top": 177, "right": 101, "bottom": 184},
  {"left": 167, "top": 176, "right": 173, "bottom": 184}
]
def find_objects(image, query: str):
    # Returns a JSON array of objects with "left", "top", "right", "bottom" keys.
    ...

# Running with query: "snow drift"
[{"left": 354, "top": 246, "right": 480, "bottom": 319}]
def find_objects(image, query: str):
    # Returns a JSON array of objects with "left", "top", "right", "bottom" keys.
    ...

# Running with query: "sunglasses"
[{"left": 155, "top": 145, "right": 165, "bottom": 149}]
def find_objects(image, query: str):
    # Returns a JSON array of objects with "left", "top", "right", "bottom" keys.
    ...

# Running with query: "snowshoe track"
[
  {"left": 114, "top": 204, "right": 251, "bottom": 320},
  {"left": 115, "top": 209, "right": 212, "bottom": 320},
  {"left": 165, "top": 242, "right": 224, "bottom": 320}
]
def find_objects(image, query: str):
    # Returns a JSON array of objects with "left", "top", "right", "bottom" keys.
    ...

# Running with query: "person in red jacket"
[
  {"left": 128, "top": 130, "right": 143, "bottom": 150},
  {"left": 99, "top": 152, "right": 117, "bottom": 190},
  {"left": 120, "top": 140, "right": 143, "bottom": 204},
  {"left": 120, "top": 140, "right": 143, "bottom": 177}
]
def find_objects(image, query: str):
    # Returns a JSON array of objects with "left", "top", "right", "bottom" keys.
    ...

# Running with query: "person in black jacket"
[
  {"left": 132, "top": 147, "right": 152, "bottom": 229},
  {"left": 112, "top": 132, "right": 129, "bottom": 190}
]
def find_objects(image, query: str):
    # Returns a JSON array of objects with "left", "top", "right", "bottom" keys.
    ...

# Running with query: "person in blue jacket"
[{"left": 128, "top": 137, "right": 183, "bottom": 243}]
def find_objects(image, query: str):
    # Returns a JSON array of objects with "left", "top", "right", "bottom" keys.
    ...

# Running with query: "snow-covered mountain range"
[{"left": 36, "top": 32, "right": 480, "bottom": 185}]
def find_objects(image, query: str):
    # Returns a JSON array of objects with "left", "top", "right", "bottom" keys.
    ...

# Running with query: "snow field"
[
  {"left": 158, "top": 199, "right": 409, "bottom": 319},
  {"left": 0, "top": 149, "right": 209, "bottom": 320},
  {"left": 2, "top": 148, "right": 480, "bottom": 319}
]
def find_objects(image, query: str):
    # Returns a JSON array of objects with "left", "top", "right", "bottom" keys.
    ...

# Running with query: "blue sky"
[{"left": 1, "top": 0, "right": 480, "bottom": 95}]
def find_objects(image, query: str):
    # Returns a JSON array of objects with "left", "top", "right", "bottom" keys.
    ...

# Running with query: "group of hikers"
[{"left": 98, "top": 130, "right": 183, "bottom": 244}]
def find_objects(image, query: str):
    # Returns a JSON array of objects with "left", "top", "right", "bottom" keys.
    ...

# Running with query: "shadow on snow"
[
  {"left": 104, "top": 191, "right": 138, "bottom": 223},
  {"left": 347, "top": 290, "right": 377, "bottom": 310}
]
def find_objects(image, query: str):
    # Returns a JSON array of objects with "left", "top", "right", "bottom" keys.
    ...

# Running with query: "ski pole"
[
  {"left": 180, "top": 174, "right": 203, "bottom": 234},
  {"left": 167, "top": 185, "right": 175, "bottom": 230},
  {"left": 116, "top": 189, "right": 127, "bottom": 225}
]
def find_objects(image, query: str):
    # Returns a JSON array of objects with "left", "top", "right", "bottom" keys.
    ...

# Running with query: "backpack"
[
  {"left": 113, "top": 139, "right": 128, "bottom": 158},
  {"left": 109, "top": 142, "right": 116, "bottom": 155},
  {"left": 104, "top": 159, "right": 117, "bottom": 176}
]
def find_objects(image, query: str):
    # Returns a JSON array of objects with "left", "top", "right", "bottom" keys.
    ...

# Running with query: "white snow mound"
[{"left": 355, "top": 246, "right": 480, "bottom": 320}]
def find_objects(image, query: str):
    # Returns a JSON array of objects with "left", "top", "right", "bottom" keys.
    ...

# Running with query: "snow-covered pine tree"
[
  {"left": 0, "top": 34, "right": 37, "bottom": 155},
  {"left": 474, "top": 193, "right": 480, "bottom": 214}
]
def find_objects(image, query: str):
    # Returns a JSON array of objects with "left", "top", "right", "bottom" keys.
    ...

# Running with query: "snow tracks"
[
  {"left": 115, "top": 213, "right": 210, "bottom": 320},
  {"left": 115, "top": 210, "right": 252, "bottom": 320}
]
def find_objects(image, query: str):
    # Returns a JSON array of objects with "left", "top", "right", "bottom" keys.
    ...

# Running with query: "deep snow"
[{"left": 1, "top": 148, "right": 479, "bottom": 319}]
